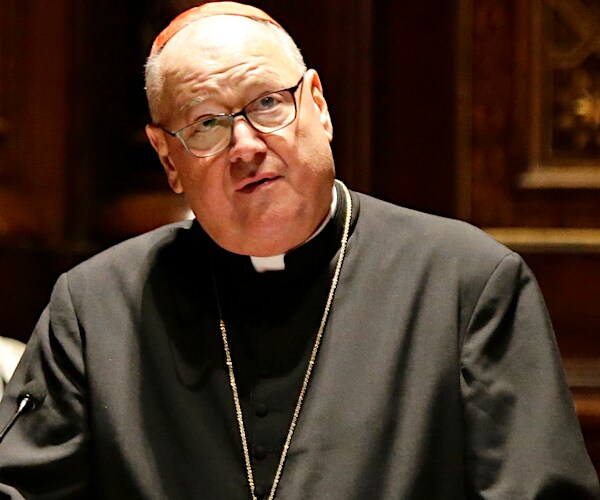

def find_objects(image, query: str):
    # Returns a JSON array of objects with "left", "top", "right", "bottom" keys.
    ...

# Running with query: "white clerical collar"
[{"left": 250, "top": 185, "right": 338, "bottom": 273}]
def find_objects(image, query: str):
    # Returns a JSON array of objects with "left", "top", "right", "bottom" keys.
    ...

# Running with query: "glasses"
[{"left": 160, "top": 76, "right": 304, "bottom": 158}]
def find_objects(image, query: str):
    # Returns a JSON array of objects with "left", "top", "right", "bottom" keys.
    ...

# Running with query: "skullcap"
[{"left": 150, "top": 2, "right": 282, "bottom": 56}]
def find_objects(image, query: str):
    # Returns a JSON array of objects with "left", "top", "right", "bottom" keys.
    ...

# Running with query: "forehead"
[{"left": 158, "top": 16, "right": 298, "bottom": 111}]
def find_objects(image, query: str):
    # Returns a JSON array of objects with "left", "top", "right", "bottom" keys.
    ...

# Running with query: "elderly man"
[{"left": 0, "top": 2, "right": 598, "bottom": 499}]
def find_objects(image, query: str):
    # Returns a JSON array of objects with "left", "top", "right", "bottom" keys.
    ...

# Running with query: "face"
[{"left": 146, "top": 16, "right": 335, "bottom": 257}]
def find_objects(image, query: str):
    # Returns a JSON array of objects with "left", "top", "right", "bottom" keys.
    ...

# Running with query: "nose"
[{"left": 228, "top": 117, "right": 267, "bottom": 163}]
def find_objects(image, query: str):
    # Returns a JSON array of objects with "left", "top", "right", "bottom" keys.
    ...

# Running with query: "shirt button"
[
  {"left": 255, "top": 403, "right": 268, "bottom": 417},
  {"left": 254, "top": 444, "right": 267, "bottom": 460},
  {"left": 258, "top": 365, "right": 271, "bottom": 378},
  {"left": 255, "top": 485, "right": 267, "bottom": 498}
]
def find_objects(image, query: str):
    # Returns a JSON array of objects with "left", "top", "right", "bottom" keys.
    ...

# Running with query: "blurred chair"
[{"left": 0, "top": 336, "right": 26, "bottom": 399}]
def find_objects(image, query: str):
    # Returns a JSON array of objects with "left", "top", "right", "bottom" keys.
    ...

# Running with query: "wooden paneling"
[
  {"left": 372, "top": 2, "right": 458, "bottom": 217},
  {"left": 0, "top": 1, "right": 69, "bottom": 241},
  {"left": 0, "top": 2, "right": 97, "bottom": 341},
  {"left": 458, "top": 0, "right": 600, "bottom": 347},
  {"left": 459, "top": 0, "right": 600, "bottom": 226},
  {"left": 459, "top": 0, "right": 600, "bottom": 472}
]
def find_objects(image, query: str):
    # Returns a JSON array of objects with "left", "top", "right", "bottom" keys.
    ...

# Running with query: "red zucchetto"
[{"left": 150, "top": 1, "right": 282, "bottom": 56}]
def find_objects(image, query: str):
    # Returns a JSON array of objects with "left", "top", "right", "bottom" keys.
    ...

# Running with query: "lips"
[{"left": 236, "top": 174, "right": 282, "bottom": 193}]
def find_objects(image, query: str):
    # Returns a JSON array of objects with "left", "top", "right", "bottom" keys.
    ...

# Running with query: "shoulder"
[
  {"left": 348, "top": 191, "right": 531, "bottom": 336},
  {"left": 84, "top": 220, "right": 194, "bottom": 265},
  {"left": 60, "top": 220, "right": 198, "bottom": 298},
  {"left": 353, "top": 191, "right": 513, "bottom": 267}
]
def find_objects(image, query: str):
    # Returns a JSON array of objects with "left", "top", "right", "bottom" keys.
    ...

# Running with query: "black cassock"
[{"left": 0, "top": 182, "right": 598, "bottom": 498}]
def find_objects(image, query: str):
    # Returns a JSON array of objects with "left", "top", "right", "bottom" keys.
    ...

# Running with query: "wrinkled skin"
[{"left": 146, "top": 16, "right": 335, "bottom": 256}]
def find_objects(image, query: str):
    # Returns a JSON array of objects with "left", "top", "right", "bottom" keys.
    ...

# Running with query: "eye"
[
  {"left": 196, "top": 116, "right": 220, "bottom": 132},
  {"left": 256, "top": 93, "right": 283, "bottom": 111}
]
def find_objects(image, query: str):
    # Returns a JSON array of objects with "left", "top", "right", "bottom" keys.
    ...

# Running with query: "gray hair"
[{"left": 145, "top": 18, "right": 307, "bottom": 124}]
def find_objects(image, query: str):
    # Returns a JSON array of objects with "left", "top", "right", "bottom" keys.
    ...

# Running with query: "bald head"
[
  {"left": 150, "top": 1, "right": 281, "bottom": 56},
  {"left": 145, "top": 13, "right": 306, "bottom": 124}
]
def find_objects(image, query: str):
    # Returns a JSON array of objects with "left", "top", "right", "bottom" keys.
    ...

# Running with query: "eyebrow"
[
  {"left": 178, "top": 95, "right": 209, "bottom": 112},
  {"left": 177, "top": 75, "right": 285, "bottom": 113}
]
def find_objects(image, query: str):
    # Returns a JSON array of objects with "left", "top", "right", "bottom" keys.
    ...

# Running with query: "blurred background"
[{"left": 1, "top": 0, "right": 599, "bottom": 472}]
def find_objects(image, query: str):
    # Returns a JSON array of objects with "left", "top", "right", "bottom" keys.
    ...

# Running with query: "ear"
[
  {"left": 146, "top": 124, "right": 183, "bottom": 194},
  {"left": 307, "top": 70, "right": 333, "bottom": 142}
]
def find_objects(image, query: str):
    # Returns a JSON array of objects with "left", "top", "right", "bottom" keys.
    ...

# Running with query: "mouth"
[{"left": 237, "top": 174, "right": 282, "bottom": 193}]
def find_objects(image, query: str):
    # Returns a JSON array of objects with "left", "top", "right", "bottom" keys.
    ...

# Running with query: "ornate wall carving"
[{"left": 523, "top": 0, "right": 600, "bottom": 188}]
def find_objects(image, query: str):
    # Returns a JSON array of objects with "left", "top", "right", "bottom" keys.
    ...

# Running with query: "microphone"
[{"left": 0, "top": 380, "right": 45, "bottom": 443}]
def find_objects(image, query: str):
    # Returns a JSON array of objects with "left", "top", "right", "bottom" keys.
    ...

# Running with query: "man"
[{"left": 0, "top": 2, "right": 598, "bottom": 498}]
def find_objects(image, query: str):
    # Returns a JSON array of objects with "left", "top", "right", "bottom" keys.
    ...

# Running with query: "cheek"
[
  {"left": 271, "top": 120, "right": 331, "bottom": 168},
  {"left": 175, "top": 159, "right": 230, "bottom": 210},
  {"left": 293, "top": 126, "right": 335, "bottom": 174},
  {"left": 172, "top": 153, "right": 216, "bottom": 190}
]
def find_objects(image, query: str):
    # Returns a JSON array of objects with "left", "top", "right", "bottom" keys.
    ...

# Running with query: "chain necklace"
[{"left": 213, "top": 180, "right": 352, "bottom": 500}]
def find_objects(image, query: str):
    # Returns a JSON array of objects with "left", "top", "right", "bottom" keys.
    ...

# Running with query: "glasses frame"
[{"left": 159, "top": 75, "right": 305, "bottom": 158}]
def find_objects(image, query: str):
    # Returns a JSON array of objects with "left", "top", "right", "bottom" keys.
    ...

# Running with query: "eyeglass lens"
[{"left": 179, "top": 87, "right": 298, "bottom": 158}]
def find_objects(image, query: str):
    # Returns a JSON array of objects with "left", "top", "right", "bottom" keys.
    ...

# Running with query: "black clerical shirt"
[
  {"left": 209, "top": 182, "right": 351, "bottom": 498},
  {"left": 0, "top": 183, "right": 598, "bottom": 499}
]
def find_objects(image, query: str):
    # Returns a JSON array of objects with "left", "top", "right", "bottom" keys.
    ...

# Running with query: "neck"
[{"left": 249, "top": 184, "right": 338, "bottom": 272}]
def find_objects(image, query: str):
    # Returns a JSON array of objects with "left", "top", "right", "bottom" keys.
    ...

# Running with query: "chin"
[
  {"left": 225, "top": 224, "right": 311, "bottom": 257},
  {"left": 208, "top": 195, "right": 331, "bottom": 256}
]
